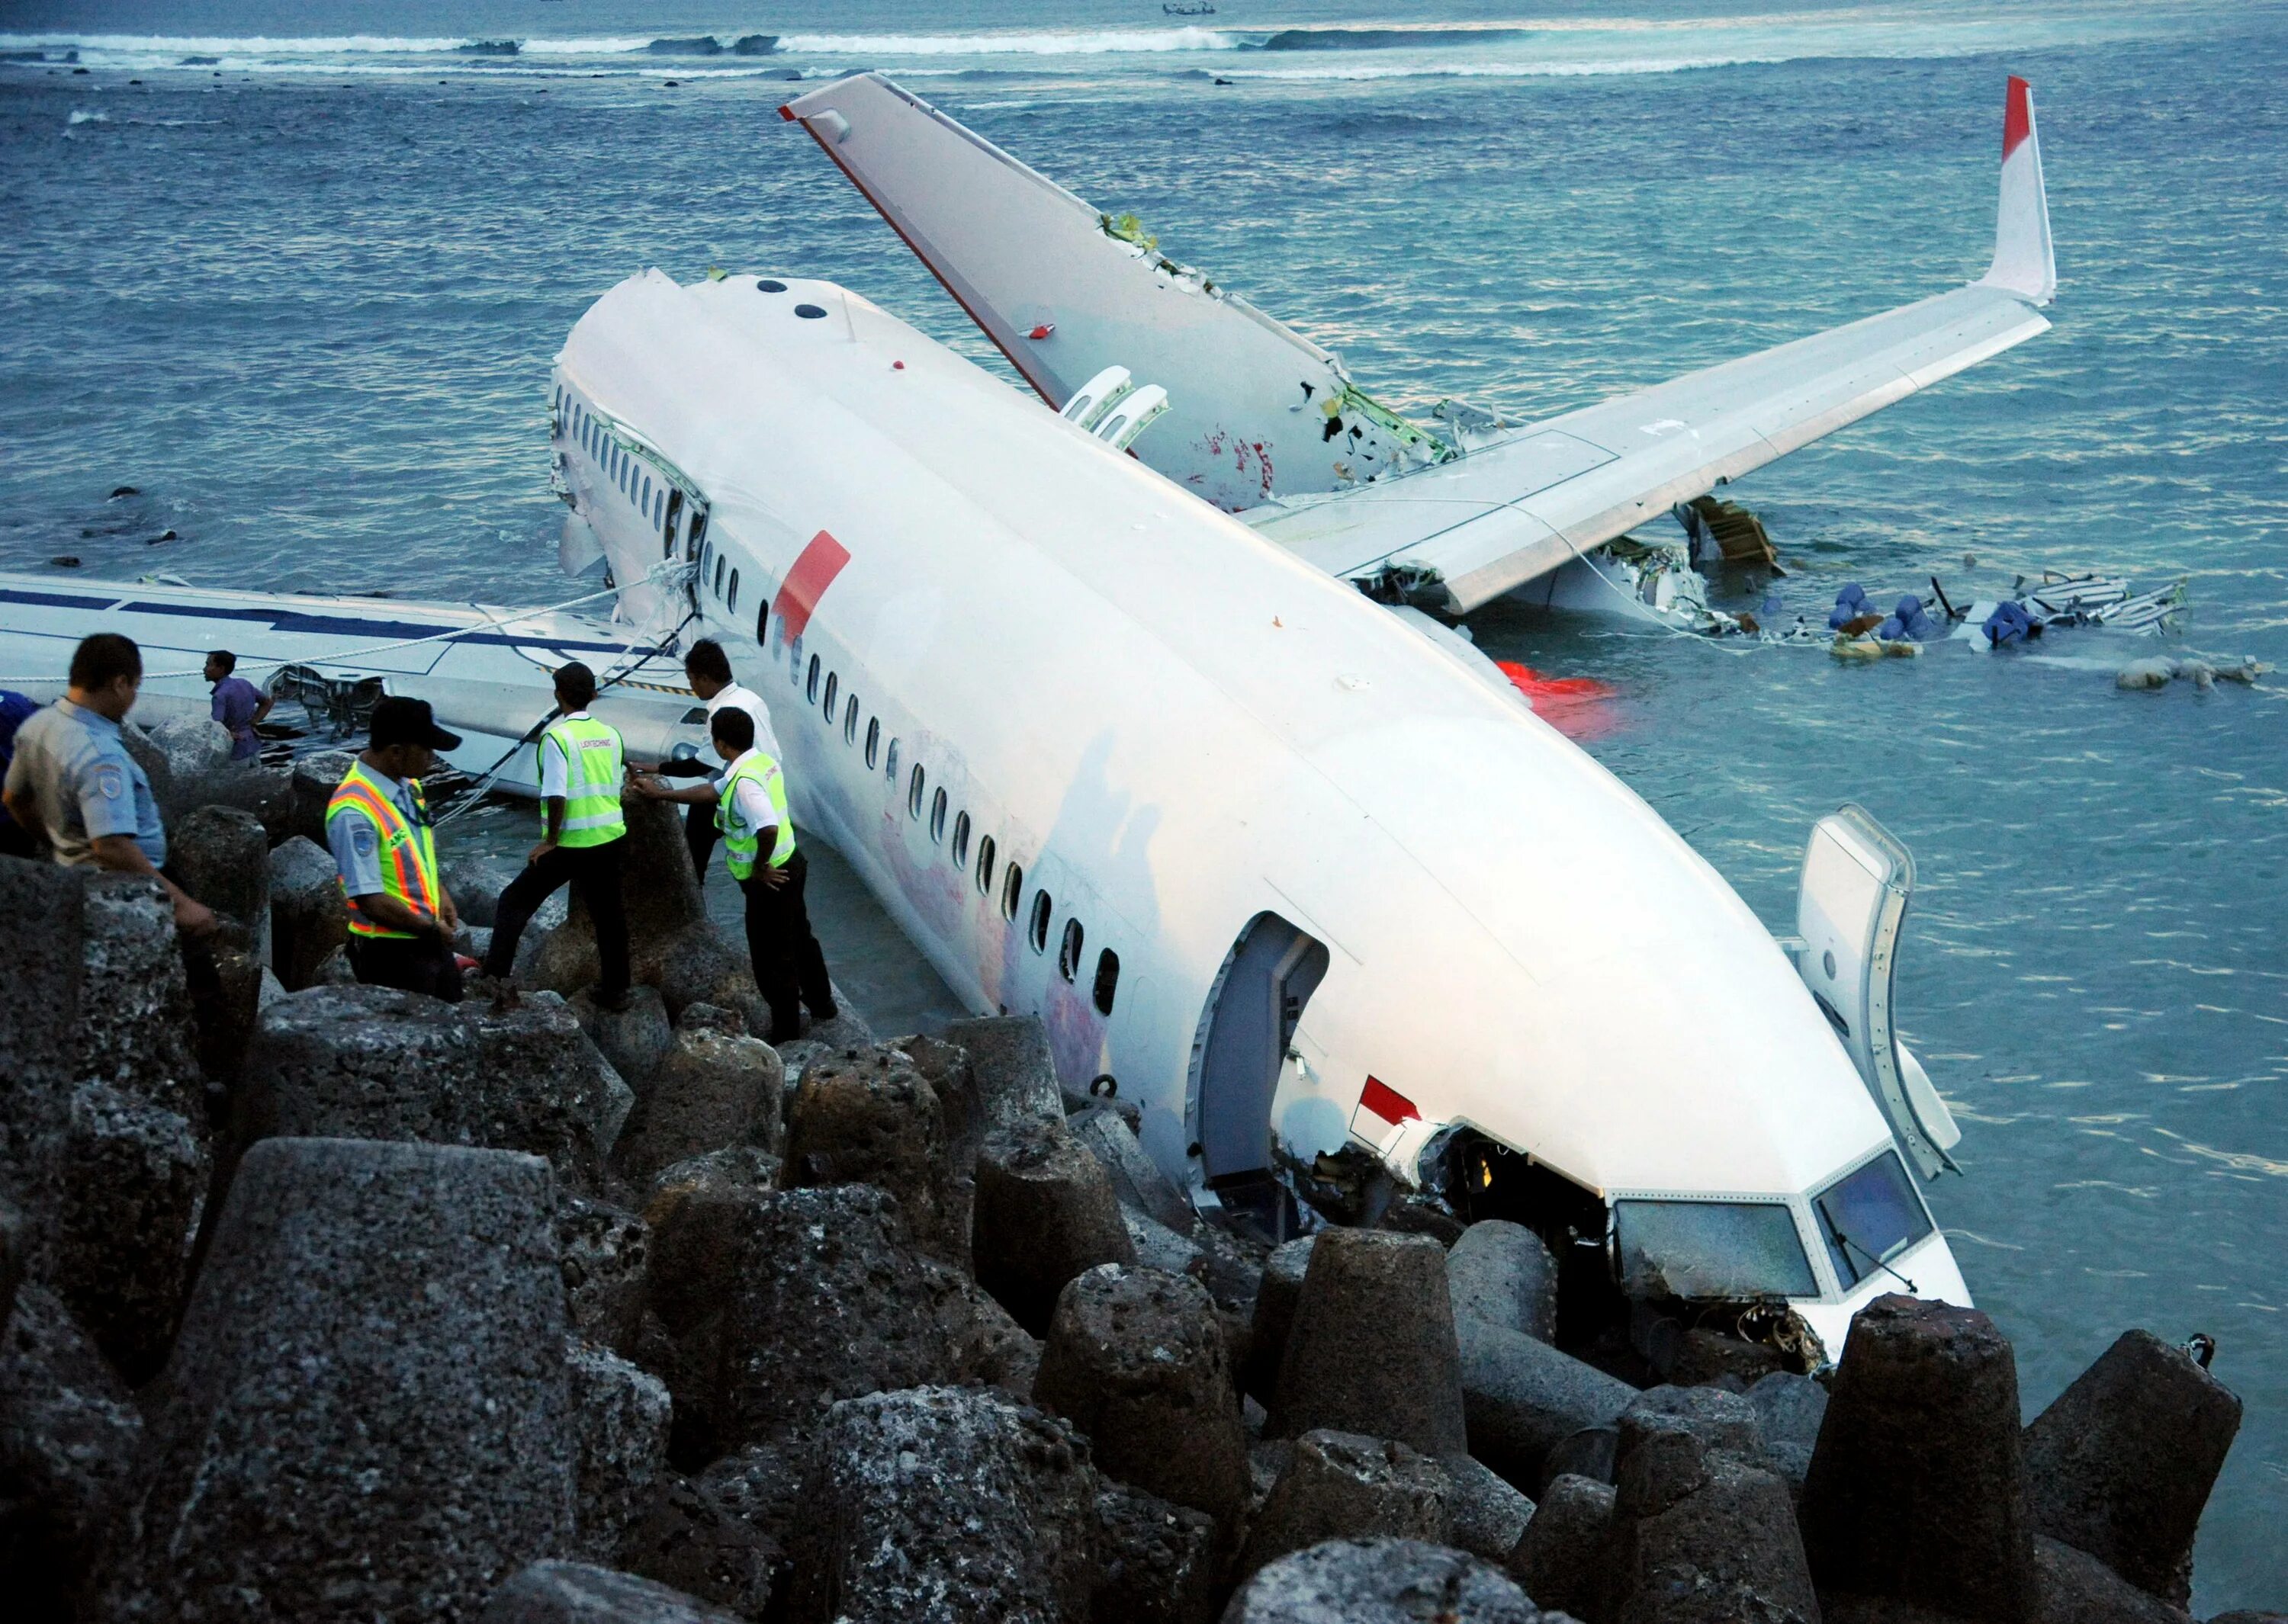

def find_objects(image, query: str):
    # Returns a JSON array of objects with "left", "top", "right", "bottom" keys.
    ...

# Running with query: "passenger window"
[
  {"left": 1029, "top": 891, "right": 1052, "bottom": 955},
  {"left": 951, "top": 810, "right": 970, "bottom": 868},
  {"left": 864, "top": 717, "right": 879, "bottom": 769},
  {"left": 823, "top": 672, "right": 838, "bottom": 718},
  {"left": 844, "top": 695, "right": 859, "bottom": 746},
  {"left": 1059, "top": 918, "right": 1085, "bottom": 981},
  {"left": 1094, "top": 948, "right": 1120, "bottom": 1015},
  {"left": 641, "top": 475, "right": 652, "bottom": 511},
  {"left": 805, "top": 654, "right": 821, "bottom": 702},
  {"left": 930, "top": 787, "right": 948, "bottom": 843},
  {"left": 686, "top": 512, "right": 705, "bottom": 563},
  {"left": 975, "top": 835, "right": 996, "bottom": 894},
  {"left": 885, "top": 737, "right": 900, "bottom": 784},
  {"left": 1001, "top": 862, "right": 1023, "bottom": 920},
  {"left": 908, "top": 763, "right": 926, "bottom": 819},
  {"left": 728, "top": 570, "right": 739, "bottom": 612},
  {"left": 757, "top": 603, "right": 769, "bottom": 644},
  {"left": 713, "top": 555, "right": 727, "bottom": 598}
]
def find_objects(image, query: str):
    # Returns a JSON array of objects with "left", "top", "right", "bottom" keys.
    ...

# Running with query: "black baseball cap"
[{"left": 370, "top": 695, "right": 463, "bottom": 752}]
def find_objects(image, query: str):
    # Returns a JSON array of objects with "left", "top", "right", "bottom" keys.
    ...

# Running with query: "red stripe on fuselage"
[
  {"left": 771, "top": 529, "right": 852, "bottom": 642},
  {"left": 1360, "top": 1075, "right": 1420, "bottom": 1125},
  {"left": 2002, "top": 76, "right": 2032, "bottom": 161}
]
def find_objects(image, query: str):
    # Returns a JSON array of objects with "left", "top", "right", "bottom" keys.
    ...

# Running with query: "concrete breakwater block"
[
  {"left": 1240, "top": 1429, "right": 1452, "bottom": 1579},
  {"left": 1245, "top": 1233, "right": 1317, "bottom": 1402},
  {"left": 2028, "top": 1535, "right": 2197, "bottom": 1624},
  {"left": 98, "top": 1137, "right": 577, "bottom": 1621},
  {"left": 974, "top": 1115, "right": 1136, "bottom": 1334},
  {"left": 532, "top": 794, "right": 709, "bottom": 993},
  {"left": 615, "top": 1472, "right": 777, "bottom": 1615},
  {"left": 1226, "top": 1536, "right": 1547, "bottom": 1624},
  {"left": 636, "top": 1147, "right": 779, "bottom": 1460},
  {"left": 942, "top": 1012, "right": 1065, "bottom": 1130},
  {"left": 1033, "top": 1262, "right": 1249, "bottom": 1526},
  {"left": 237, "top": 983, "right": 634, "bottom": 1193},
  {"left": 267, "top": 833, "right": 348, "bottom": 991},
  {"left": 559, "top": 1196, "right": 650, "bottom": 1357},
  {"left": 1448, "top": 1218, "right": 1559, "bottom": 1344},
  {"left": 2021, "top": 1329, "right": 2241, "bottom": 1607},
  {"left": 567, "top": 1339, "right": 672, "bottom": 1565},
  {"left": 1274, "top": 1229, "right": 1469, "bottom": 1459},
  {"left": 1509, "top": 1472, "right": 1612, "bottom": 1619},
  {"left": 576, "top": 984, "right": 674, "bottom": 1092},
  {"left": 714, "top": 1184, "right": 1037, "bottom": 1453},
  {"left": 482, "top": 1560, "right": 745, "bottom": 1623},
  {"left": 0, "top": 1280, "right": 146, "bottom": 1611},
  {"left": 1800, "top": 1293, "right": 2036, "bottom": 1623},
  {"left": 167, "top": 802, "right": 270, "bottom": 943},
  {"left": 785, "top": 1045, "right": 962, "bottom": 1260},
  {"left": 288, "top": 749, "right": 358, "bottom": 846},
  {"left": 1455, "top": 1315, "right": 1635, "bottom": 1488},
  {"left": 1442, "top": 1451, "right": 1536, "bottom": 1565},
  {"left": 1069, "top": 1099, "right": 1197, "bottom": 1236},
  {"left": 612, "top": 1022, "right": 782, "bottom": 1184}
]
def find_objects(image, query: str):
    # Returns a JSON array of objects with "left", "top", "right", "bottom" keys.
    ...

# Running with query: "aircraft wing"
[{"left": 786, "top": 73, "right": 2056, "bottom": 615}]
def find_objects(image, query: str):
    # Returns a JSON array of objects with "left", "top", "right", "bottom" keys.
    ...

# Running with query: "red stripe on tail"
[
  {"left": 770, "top": 530, "right": 852, "bottom": 643},
  {"left": 2002, "top": 76, "right": 2032, "bottom": 161},
  {"left": 1360, "top": 1075, "right": 1420, "bottom": 1125}
]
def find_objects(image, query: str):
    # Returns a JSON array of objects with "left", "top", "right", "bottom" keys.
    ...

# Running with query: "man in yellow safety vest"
[
  {"left": 326, "top": 695, "right": 466, "bottom": 1000},
  {"left": 480, "top": 662, "right": 631, "bottom": 1009},
  {"left": 634, "top": 704, "right": 833, "bottom": 1043}
]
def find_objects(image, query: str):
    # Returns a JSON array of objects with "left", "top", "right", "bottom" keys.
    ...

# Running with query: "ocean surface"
[{"left": 2, "top": 0, "right": 2284, "bottom": 1601}]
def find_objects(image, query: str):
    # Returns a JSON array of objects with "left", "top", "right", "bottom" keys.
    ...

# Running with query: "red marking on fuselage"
[
  {"left": 1360, "top": 1075, "right": 1419, "bottom": 1125},
  {"left": 1496, "top": 661, "right": 1621, "bottom": 741},
  {"left": 771, "top": 530, "right": 851, "bottom": 644},
  {"left": 2002, "top": 75, "right": 2032, "bottom": 161}
]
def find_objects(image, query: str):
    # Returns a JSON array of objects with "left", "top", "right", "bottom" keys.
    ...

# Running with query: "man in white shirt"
[{"left": 637, "top": 638, "right": 779, "bottom": 884}]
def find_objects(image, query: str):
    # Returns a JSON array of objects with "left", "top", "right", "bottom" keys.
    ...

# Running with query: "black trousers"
[
  {"left": 684, "top": 801, "right": 719, "bottom": 881},
  {"left": 484, "top": 839, "right": 629, "bottom": 999},
  {"left": 738, "top": 847, "right": 835, "bottom": 1043},
  {"left": 349, "top": 932, "right": 465, "bottom": 1003}
]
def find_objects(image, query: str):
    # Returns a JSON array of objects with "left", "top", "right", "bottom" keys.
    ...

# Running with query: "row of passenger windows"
[
  {"left": 556, "top": 387, "right": 668, "bottom": 528},
  {"left": 782, "top": 628, "right": 1120, "bottom": 1016}
]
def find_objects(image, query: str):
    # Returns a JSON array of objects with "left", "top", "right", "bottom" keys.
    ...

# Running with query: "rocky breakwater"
[{"left": 0, "top": 806, "right": 2280, "bottom": 1620}]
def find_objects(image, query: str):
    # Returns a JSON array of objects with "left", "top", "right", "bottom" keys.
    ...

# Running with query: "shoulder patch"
[
  {"left": 93, "top": 764, "right": 125, "bottom": 801},
  {"left": 351, "top": 822, "right": 378, "bottom": 857}
]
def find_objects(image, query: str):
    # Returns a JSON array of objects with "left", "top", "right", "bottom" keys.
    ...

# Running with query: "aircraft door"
[
  {"left": 1191, "top": 912, "right": 1330, "bottom": 1192},
  {"left": 1793, "top": 804, "right": 1962, "bottom": 1179}
]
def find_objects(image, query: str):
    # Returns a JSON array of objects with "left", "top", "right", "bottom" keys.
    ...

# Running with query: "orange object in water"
[{"left": 1496, "top": 661, "right": 1619, "bottom": 740}]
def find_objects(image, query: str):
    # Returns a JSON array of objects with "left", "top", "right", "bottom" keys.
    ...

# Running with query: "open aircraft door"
[{"left": 1792, "top": 805, "right": 1962, "bottom": 1179}]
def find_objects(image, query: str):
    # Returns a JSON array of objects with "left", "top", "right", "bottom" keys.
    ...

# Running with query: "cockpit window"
[
  {"left": 1814, "top": 1151, "right": 1933, "bottom": 1289},
  {"left": 1614, "top": 1199, "right": 1817, "bottom": 1301}
]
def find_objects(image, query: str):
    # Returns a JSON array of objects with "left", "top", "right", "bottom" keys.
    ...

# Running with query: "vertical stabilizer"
[{"left": 1980, "top": 76, "right": 2056, "bottom": 304}]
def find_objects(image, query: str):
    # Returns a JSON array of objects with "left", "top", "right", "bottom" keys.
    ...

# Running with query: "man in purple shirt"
[{"left": 204, "top": 650, "right": 272, "bottom": 762}]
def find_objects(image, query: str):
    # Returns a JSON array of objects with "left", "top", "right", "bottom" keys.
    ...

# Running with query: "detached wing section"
[
  {"left": 1255, "top": 77, "right": 2058, "bottom": 614},
  {"left": 779, "top": 74, "right": 1448, "bottom": 512}
]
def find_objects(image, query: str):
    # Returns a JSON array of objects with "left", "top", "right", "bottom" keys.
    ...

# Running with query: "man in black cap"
[{"left": 325, "top": 695, "right": 466, "bottom": 1000}]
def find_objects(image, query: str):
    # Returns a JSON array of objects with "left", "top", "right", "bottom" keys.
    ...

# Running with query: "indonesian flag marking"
[
  {"left": 770, "top": 530, "right": 851, "bottom": 644},
  {"left": 1351, "top": 1075, "right": 1420, "bottom": 1155}
]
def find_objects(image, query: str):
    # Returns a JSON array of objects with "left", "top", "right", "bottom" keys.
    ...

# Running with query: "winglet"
[{"left": 1981, "top": 75, "right": 2055, "bottom": 304}]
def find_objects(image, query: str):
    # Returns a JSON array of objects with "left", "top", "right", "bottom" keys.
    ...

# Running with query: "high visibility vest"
[
  {"left": 717, "top": 749, "right": 795, "bottom": 880},
  {"left": 326, "top": 760, "right": 442, "bottom": 939},
  {"left": 541, "top": 714, "right": 625, "bottom": 848}
]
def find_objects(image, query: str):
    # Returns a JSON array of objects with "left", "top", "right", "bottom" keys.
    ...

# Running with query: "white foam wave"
[
  {"left": 1220, "top": 55, "right": 1775, "bottom": 81},
  {"left": 66, "top": 108, "right": 107, "bottom": 124},
  {"left": 0, "top": 34, "right": 473, "bottom": 55},
  {"left": 774, "top": 27, "right": 1237, "bottom": 56}
]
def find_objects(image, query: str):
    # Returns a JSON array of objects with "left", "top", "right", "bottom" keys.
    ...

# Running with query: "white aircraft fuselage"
[{"left": 552, "top": 268, "right": 1968, "bottom": 1352}]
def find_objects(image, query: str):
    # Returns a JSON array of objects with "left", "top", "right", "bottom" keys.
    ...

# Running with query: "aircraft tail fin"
[{"left": 1980, "top": 75, "right": 2055, "bottom": 305}]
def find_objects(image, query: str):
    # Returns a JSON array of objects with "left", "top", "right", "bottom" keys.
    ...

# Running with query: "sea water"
[{"left": 2, "top": 0, "right": 2283, "bottom": 1600}]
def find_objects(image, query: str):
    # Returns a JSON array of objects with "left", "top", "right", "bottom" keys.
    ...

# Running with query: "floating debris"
[{"left": 2115, "top": 655, "right": 2263, "bottom": 692}]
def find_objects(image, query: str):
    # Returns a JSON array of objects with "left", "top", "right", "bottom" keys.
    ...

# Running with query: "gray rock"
[
  {"left": 693, "top": 1442, "right": 808, "bottom": 1565},
  {"left": 802, "top": 1003, "right": 873, "bottom": 1051},
  {"left": 1274, "top": 1230, "right": 1469, "bottom": 1459},
  {"left": 612, "top": 1024, "right": 782, "bottom": 1184},
  {"left": 1245, "top": 1234, "right": 1317, "bottom": 1404},
  {"left": 98, "top": 1137, "right": 577, "bottom": 1622},
  {"left": 1448, "top": 1220, "right": 1559, "bottom": 1344},
  {"left": 1668, "top": 1327, "right": 1788, "bottom": 1388},
  {"left": 239, "top": 983, "right": 633, "bottom": 1193},
  {"left": 148, "top": 711, "right": 232, "bottom": 777},
  {"left": 267, "top": 833, "right": 349, "bottom": 990},
  {"left": 577, "top": 985, "right": 675, "bottom": 1092},
  {"left": 1747, "top": 1370, "right": 1827, "bottom": 1452},
  {"left": 715, "top": 1185, "right": 1036, "bottom": 1452},
  {"left": 1606, "top": 1404, "right": 1817, "bottom": 1624},
  {"left": 1380, "top": 1193, "right": 1467, "bottom": 1247},
  {"left": 1538, "top": 1427, "right": 1618, "bottom": 1494},
  {"left": 1095, "top": 1479, "right": 1220, "bottom": 1624},
  {"left": 312, "top": 940, "right": 356, "bottom": 984},
  {"left": 198, "top": 936, "right": 267, "bottom": 1083},
  {"left": 786, "top": 1385, "right": 1100, "bottom": 1624},
  {"left": 1241, "top": 1429, "right": 1453, "bottom": 1579},
  {"left": 975, "top": 1115, "right": 1137, "bottom": 1334},
  {"left": 559, "top": 1196, "right": 651, "bottom": 1357},
  {"left": 0, "top": 855, "right": 85, "bottom": 1127},
  {"left": 1126, "top": 1199, "right": 1207, "bottom": 1276},
  {"left": 1509, "top": 1473, "right": 1611, "bottom": 1620},
  {"left": 653, "top": 920, "right": 771, "bottom": 1038},
  {"left": 2022, "top": 1329, "right": 2241, "bottom": 1607},
  {"left": 288, "top": 749, "right": 357, "bottom": 846},
  {"left": 76, "top": 871, "right": 204, "bottom": 1122},
  {"left": 1620, "top": 1385, "right": 1766, "bottom": 1462},
  {"left": 1070, "top": 1101, "right": 1197, "bottom": 1235},
  {"left": 1034, "top": 1263, "right": 1249, "bottom": 1526},
  {"left": 1457, "top": 1317, "right": 1637, "bottom": 1491},
  {"left": 444, "top": 852, "right": 521, "bottom": 929},
  {"left": 458, "top": 922, "right": 496, "bottom": 961},
  {"left": 160, "top": 761, "right": 294, "bottom": 842},
  {"left": 0, "top": 1282, "right": 144, "bottom": 1612},
  {"left": 567, "top": 1340, "right": 673, "bottom": 1564},
  {"left": 1444, "top": 1452, "right": 1536, "bottom": 1564},
  {"left": 0, "top": 1200, "right": 19, "bottom": 1334},
  {"left": 1226, "top": 1536, "right": 1547, "bottom": 1624},
  {"left": 785, "top": 1043, "right": 961, "bottom": 1260},
  {"left": 2032, "top": 1534, "right": 2194, "bottom": 1624},
  {"left": 943, "top": 1013, "right": 1064, "bottom": 1131},
  {"left": 168, "top": 802, "right": 271, "bottom": 942},
  {"left": 1800, "top": 1293, "right": 2036, "bottom": 1624},
  {"left": 638, "top": 1147, "right": 782, "bottom": 1462},
  {"left": 482, "top": 1560, "right": 744, "bottom": 1623},
  {"left": 615, "top": 1475, "right": 776, "bottom": 1618}
]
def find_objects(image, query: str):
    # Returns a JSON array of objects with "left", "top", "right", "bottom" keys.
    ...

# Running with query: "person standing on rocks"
[
  {"left": 0, "top": 687, "right": 41, "bottom": 859},
  {"left": 634, "top": 637, "right": 780, "bottom": 884},
  {"left": 633, "top": 704, "right": 833, "bottom": 1043},
  {"left": 203, "top": 649, "right": 273, "bottom": 764},
  {"left": 326, "top": 695, "right": 464, "bottom": 1002},
  {"left": 479, "top": 661, "right": 631, "bottom": 1010},
  {"left": 2, "top": 632, "right": 217, "bottom": 937}
]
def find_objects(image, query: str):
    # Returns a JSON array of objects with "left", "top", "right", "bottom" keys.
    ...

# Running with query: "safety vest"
[
  {"left": 541, "top": 714, "right": 625, "bottom": 848},
  {"left": 326, "top": 760, "right": 442, "bottom": 939},
  {"left": 717, "top": 749, "right": 795, "bottom": 880}
]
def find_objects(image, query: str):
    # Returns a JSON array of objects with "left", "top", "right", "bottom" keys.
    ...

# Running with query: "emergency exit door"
[{"left": 1192, "top": 911, "right": 1329, "bottom": 1184}]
